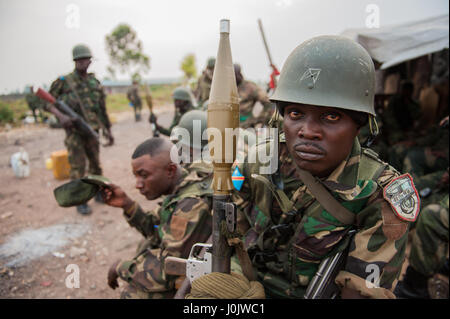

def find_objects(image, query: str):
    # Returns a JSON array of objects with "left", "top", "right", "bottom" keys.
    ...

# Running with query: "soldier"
[
  {"left": 150, "top": 87, "right": 195, "bottom": 137},
  {"left": 395, "top": 193, "right": 449, "bottom": 299},
  {"left": 25, "top": 86, "right": 47, "bottom": 123},
  {"left": 102, "top": 137, "right": 213, "bottom": 298},
  {"left": 46, "top": 44, "right": 114, "bottom": 215},
  {"left": 188, "top": 36, "right": 419, "bottom": 299},
  {"left": 126, "top": 79, "right": 143, "bottom": 121},
  {"left": 234, "top": 63, "right": 274, "bottom": 129},
  {"left": 169, "top": 109, "right": 208, "bottom": 166},
  {"left": 194, "top": 57, "right": 215, "bottom": 106},
  {"left": 383, "top": 81, "right": 423, "bottom": 171}
]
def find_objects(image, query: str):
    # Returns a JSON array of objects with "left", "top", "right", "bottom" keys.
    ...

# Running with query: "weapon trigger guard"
[{"left": 224, "top": 202, "right": 237, "bottom": 233}]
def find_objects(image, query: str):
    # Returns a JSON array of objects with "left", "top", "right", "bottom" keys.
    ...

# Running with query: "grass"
[{"left": 0, "top": 83, "right": 181, "bottom": 127}]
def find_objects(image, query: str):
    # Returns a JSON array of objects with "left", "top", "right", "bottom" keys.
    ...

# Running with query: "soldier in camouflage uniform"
[
  {"left": 194, "top": 57, "right": 215, "bottom": 107},
  {"left": 46, "top": 44, "right": 114, "bottom": 215},
  {"left": 230, "top": 36, "right": 419, "bottom": 299},
  {"left": 382, "top": 81, "right": 423, "bottom": 171},
  {"left": 234, "top": 64, "right": 275, "bottom": 129},
  {"left": 150, "top": 87, "right": 195, "bottom": 137},
  {"left": 126, "top": 79, "right": 143, "bottom": 122},
  {"left": 103, "top": 137, "right": 213, "bottom": 299},
  {"left": 25, "top": 86, "right": 47, "bottom": 123},
  {"left": 395, "top": 193, "right": 449, "bottom": 299}
]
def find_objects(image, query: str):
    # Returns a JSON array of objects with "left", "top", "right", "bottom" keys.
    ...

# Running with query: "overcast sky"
[{"left": 0, "top": 0, "right": 448, "bottom": 93}]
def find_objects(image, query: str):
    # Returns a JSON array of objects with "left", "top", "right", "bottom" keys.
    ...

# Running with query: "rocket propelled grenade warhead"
[
  {"left": 207, "top": 19, "right": 240, "bottom": 275},
  {"left": 207, "top": 19, "right": 240, "bottom": 195}
]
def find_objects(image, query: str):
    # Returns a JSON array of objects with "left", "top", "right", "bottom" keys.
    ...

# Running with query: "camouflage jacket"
[
  {"left": 157, "top": 104, "right": 194, "bottom": 137},
  {"left": 233, "top": 137, "right": 415, "bottom": 299},
  {"left": 195, "top": 69, "right": 213, "bottom": 105},
  {"left": 238, "top": 80, "right": 274, "bottom": 129},
  {"left": 25, "top": 93, "right": 46, "bottom": 111},
  {"left": 49, "top": 70, "right": 111, "bottom": 131},
  {"left": 126, "top": 85, "right": 142, "bottom": 107},
  {"left": 116, "top": 162, "right": 213, "bottom": 292}
]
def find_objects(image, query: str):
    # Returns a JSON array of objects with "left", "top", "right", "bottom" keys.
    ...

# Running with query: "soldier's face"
[
  {"left": 283, "top": 103, "right": 360, "bottom": 178},
  {"left": 175, "top": 99, "right": 190, "bottom": 113},
  {"left": 75, "top": 58, "right": 91, "bottom": 73},
  {"left": 131, "top": 154, "right": 173, "bottom": 200}
]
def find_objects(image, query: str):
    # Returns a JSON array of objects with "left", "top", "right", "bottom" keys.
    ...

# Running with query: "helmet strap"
[{"left": 364, "top": 115, "right": 379, "bottom": 148}]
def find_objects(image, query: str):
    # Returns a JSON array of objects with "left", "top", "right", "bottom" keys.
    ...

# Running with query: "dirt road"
[{"left": 0, "top": 106, "right": 173, "bottom": 299}]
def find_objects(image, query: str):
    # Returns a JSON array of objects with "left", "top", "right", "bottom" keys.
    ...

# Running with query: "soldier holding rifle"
[
  {"left": 188, "top": 35, "right": 419, "bottom": 299},
  {"left": 44, "top": 44, "right": 114, "bottom": 215}
]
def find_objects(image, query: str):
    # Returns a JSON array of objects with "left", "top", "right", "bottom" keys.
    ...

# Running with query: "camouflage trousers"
[
  {"left": 116, "top": 247, "right": 177, "bottom": 299},
  {"left": 64, "top": 131, "right": 102, "bottom": 180},
  {"left": 409, "top": 195, "right": 449, "bottom": 277}
]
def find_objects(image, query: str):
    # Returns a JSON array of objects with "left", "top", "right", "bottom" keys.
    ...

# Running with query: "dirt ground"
[{"left": 0, "top": 106, "right": 174, "bottom": 299}]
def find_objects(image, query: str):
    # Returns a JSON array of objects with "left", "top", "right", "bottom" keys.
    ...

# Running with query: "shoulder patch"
[{"left": 383, "top": 173, "right": 420, "bottom": 222}]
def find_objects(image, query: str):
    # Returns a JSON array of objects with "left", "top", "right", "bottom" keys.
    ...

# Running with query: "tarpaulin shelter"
[{"left": 341, "top": 14, "right": 449, "bottom": 70}]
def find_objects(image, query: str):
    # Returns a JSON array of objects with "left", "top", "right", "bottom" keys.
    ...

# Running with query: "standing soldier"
[
  {"left": 127, "top": 79, "right": 143, "bottom": 121},
  {"left": 188, "top": 35, "right": 419, "bottom": 299},
  {"left": 234, "top": 64, "right": 274, "bottom": 129},
  {"left": 150, "top": 87, "right": 195, "bottom": 137},
  {"left": 47, "top": 44, "right": 114, "bottom": 215},
  {"left": 194, "top": 57, "right": 215, "bottom": 106},
  {"left": 25, "top": 86, "right": 47, "bottom": 123}
]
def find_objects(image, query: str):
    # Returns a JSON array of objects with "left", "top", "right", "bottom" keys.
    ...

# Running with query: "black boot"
[
  {"left": 76, "top": 203, "right": 92, "bottom": 215},
  {"left": 395, "top": 266, "right": 430, "bottom": 299}
]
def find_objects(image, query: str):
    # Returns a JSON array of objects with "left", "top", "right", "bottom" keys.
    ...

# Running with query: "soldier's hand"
[
  {"left": 100, "top": 184, "right": 133, "bottom": 210},
  {"left": 106, "top": 129, "right": 114, "bottom": 146},
  {"left": 107, "top": 259, "right": 121, "bottom": 290},
  {"left": 59, "top": 114, "right": 75, "bottom": 129}
]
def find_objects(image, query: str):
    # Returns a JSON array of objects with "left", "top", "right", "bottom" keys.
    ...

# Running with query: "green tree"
[
  {"left": 105, "top": 23, "right": 150, "bottom": 81},
  {"left": 180, "top": 53, "right": 197, "bottom": 85}
]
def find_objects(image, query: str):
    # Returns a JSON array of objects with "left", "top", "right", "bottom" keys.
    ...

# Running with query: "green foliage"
[
  {"left": 0, "top": 101, "right": 14, "bottom": 124},
  {"left": 180, "top": 54, "right": 197, "bottom": 80},
  {"left": 105, "top": 24, "right": 150, "bottom": 80}
]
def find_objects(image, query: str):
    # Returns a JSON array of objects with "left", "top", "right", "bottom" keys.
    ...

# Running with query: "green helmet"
[
  {"left": 270, "top": 35, "right": 376, "bottom": 117},
  {"left": 207, "top": 57, "right": 216, "bottom": 69},
  {"left": 72, "top": 44, "right": 92, "bottom": 60},
  {"left": 172, "top": 87, "right": 193, "bottom": 103},
  {"left": 170, "top": 110, "right": 207, "bottom": 150}
]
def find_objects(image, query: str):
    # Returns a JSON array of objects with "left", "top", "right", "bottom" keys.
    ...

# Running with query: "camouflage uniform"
[
  {"left": 238, "top": 80, "right": 274, "bottom": 129},
  {"left": 233, "top": 136, "right": 413, "bottom": 299},
  {"left": 25, "top": 92, "right": 47, "bottom": 123},
  {"left": 116, "top": 162, "right": 213, "bottom": 298},
  {"left": 195, "top": 69, "right": 213, "bottom": 106},
  {"left": 383, "top": 95, "right": 422, "bottom": 171},
  {"left": 156, "top": 105, "right": 194, "bottom": 137},
  {"left": 409, "top": 194, "right": 449, "bottom": 277},
  {"left": 126, "top": 85, "right": 142, "bottom": 121},
  {"left": 49, "top": 71, "right": 111, "bottom": 180}
]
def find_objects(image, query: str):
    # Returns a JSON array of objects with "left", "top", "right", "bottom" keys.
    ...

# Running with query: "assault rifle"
[{"left": 35, "top": 88, "right": 99, "bottom": 140}]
